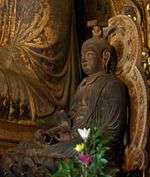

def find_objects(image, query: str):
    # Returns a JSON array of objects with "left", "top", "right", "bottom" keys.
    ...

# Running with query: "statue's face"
[{"left": 81, "top": 50, "right": 100, "bottom": 75}]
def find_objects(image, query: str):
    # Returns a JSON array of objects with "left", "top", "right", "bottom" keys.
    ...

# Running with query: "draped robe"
[
  {"left": 41, "top": 73, "right": 127, "bottom": 169},
  {"left": 0, "top": 0, "right": 80, "bottom": 121},
  {"left": 1, "top": 73, "right": 128, "bottom": 176}
]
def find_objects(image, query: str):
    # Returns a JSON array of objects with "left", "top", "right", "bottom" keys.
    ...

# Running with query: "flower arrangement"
[{"left": 52, "top": 125, "right": 117, "bottom": 177}]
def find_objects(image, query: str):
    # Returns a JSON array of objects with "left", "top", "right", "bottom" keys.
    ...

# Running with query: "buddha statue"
[
  {"left": 1, "top": 36, "right": 128, "bottom": 177},
  {"left": 0, "top": 0, "right": 80, "bottom": 123}
]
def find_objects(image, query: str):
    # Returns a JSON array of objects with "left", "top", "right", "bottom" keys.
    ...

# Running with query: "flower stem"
[
  {"left": 81, "top": 164, "right": 88, "bottom": 177},
  {"left": 82, "top": 165, "right": 88, "bottom": 177},
  {"left": 84, "top": 165, "right": 88, "bottom": 177}
]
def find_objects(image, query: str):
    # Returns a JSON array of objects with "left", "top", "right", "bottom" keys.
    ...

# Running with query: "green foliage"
[
  {"left": 51, "top": 124, "right": 117, "bottom": 177},
  {"left": 52, "top": 160, "right": 82, "bottom": 177}
]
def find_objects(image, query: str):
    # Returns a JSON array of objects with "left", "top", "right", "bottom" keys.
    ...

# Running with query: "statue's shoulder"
[
  {"left": 102, "top": 74, "right": 127, "bottom": 91},
  {"left": 77, "top": 74, "right": 126, "bottom": 93}
]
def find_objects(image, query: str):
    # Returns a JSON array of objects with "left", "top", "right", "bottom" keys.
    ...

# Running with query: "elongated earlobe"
[{"left": 102, "top": 49, "right": 111, "bottom": 73}]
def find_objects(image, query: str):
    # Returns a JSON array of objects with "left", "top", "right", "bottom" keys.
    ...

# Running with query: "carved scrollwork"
[
  {"left": 108, "top": 15, "right": 141, "bottom": 75},
  {"left": 107, "top": 15, "right": 149, "bottom": 172}
]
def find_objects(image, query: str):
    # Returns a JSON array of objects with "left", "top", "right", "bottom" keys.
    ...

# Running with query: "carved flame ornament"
[{"left": 108, "top": 15, "right": 149, "bottom": 172}]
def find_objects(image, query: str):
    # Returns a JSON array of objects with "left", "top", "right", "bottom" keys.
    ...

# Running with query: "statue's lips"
[{"left": 82, "top": 63, "right": 89, "bottom": 71}]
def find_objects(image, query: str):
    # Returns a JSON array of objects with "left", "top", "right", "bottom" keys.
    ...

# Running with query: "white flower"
[{"left": 77, "top": 128, "right": 90, "bottom": 141}]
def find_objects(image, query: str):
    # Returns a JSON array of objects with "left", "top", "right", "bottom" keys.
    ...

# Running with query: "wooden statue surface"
[
  {"left": 1, "top": 36, "right": 128, "bottom": 177},
  {"left": 107, "top": 15, "right": 149, "bottom": 172},
  {"left": 0, "top": 11, "right": 149, "bottom": 177}
]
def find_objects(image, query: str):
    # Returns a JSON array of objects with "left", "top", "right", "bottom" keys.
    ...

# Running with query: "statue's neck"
[{"left": 88, "top": 71, "right": 107, "bottom": 78}]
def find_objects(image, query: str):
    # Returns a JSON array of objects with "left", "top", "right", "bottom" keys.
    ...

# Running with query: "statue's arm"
[
  {"left": 69, "top": 79, "right": 89, "bottom": 125},
  {"left": 95, "top": 80, "right": 127, "bottom": 144}
]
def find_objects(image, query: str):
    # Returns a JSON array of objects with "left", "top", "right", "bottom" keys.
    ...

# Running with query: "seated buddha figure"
[
  {"left": 51, "top": 36, "right": 127, "bottom": 169},
  {"left": 1, "top": 36, "right": 128, "bottom": 177}
]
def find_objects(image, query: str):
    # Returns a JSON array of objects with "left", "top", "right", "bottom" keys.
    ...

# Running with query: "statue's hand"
[
  {"left": 47, "top": 110, "right": 71, "bottom": 139},
  {"left": 53, "top": 110, "right": 68, "bottom": 120},
  {"left": 52, "top": 110, "right": 70, "bottom": 129}
]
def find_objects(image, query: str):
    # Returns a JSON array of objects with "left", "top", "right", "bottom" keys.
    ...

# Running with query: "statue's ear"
[{"left": 102, "top": 49, "right": 111, "bottom": 73}]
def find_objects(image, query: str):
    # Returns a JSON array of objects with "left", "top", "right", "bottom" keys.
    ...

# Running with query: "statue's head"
[{"left": 81, "top": 37, "right": 117, "bottom": 76}]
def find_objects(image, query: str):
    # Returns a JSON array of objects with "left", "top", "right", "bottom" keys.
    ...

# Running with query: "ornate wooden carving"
[{"left": 107, "top": 15, "right": 149, "bottom": 172}]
